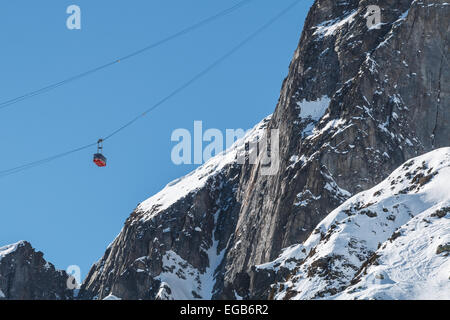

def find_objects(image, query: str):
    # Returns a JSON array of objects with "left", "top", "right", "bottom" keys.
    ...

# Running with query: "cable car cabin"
[{"left": 93, "top": 153, "right": 107, "bottom": 167}]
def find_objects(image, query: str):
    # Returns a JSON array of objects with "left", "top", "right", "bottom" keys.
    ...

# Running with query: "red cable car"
[{"left": 93, "top": 139, "right": 107, "bottom": 167}]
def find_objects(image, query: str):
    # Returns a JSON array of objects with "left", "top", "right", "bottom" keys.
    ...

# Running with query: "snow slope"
[
  {"left": 338, "top": 204, "right": 450, "bottom": 300},
  {"left": 154, "top": 240, "right": 225, "bottom": 300},
  {"left": 258, "top": 148, "right": 450, "bottom": 300}
]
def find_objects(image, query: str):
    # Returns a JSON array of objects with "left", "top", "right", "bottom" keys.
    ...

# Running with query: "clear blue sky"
[{"left": 0, "top": 0, "right": 312, "bottom": 278}]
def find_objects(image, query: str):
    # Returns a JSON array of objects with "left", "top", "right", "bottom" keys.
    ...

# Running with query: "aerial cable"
[
  {"left": 103, "top": 0, "right": 302, "bottom": 141},
  {"left": 0, "top": 0, "right": 254, "bottom": 111},
  {"left": 0, "top": 0, "right": 302, "bottom": 179},
  {"left": 0, "top": 142, "right": 97, "bottom": 178}
]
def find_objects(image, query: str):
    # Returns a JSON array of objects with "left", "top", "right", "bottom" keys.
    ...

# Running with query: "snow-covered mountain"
[
  {"left": 78, "top": 0, "right": 449, "bottom": 300},
  {"left": 259, "top": 148, "right": 450, "bottom": 300}
]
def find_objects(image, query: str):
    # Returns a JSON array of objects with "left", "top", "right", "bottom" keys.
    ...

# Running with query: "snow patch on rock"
[
  {"left": 314, "top": 10, "right": 358, "bottom": 38},
  {"left": 0, "top": 241, "right": 26, "bottom": 262},
  {"left": 103, "top": 294, "right": 122, "bottom": 300},
  {"left": 297, "top": 96, "right": 331, "bottom": 120}
]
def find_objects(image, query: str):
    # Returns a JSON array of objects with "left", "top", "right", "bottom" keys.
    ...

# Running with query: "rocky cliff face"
[
  {"left": 79, "top": 0, "right": 449, "bottom": 300},
  {"left": 0, "top": 241, "right": 73, "bottom": 300}
]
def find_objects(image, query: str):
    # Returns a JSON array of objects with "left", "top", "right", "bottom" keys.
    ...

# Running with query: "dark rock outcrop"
[{"left": 0, "top": 241, "right": 73, "bottom": 300}]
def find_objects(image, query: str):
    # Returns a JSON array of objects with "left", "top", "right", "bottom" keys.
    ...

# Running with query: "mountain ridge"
[{"left": 0, "top": 241, "right": 73, "bottom": 300}]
